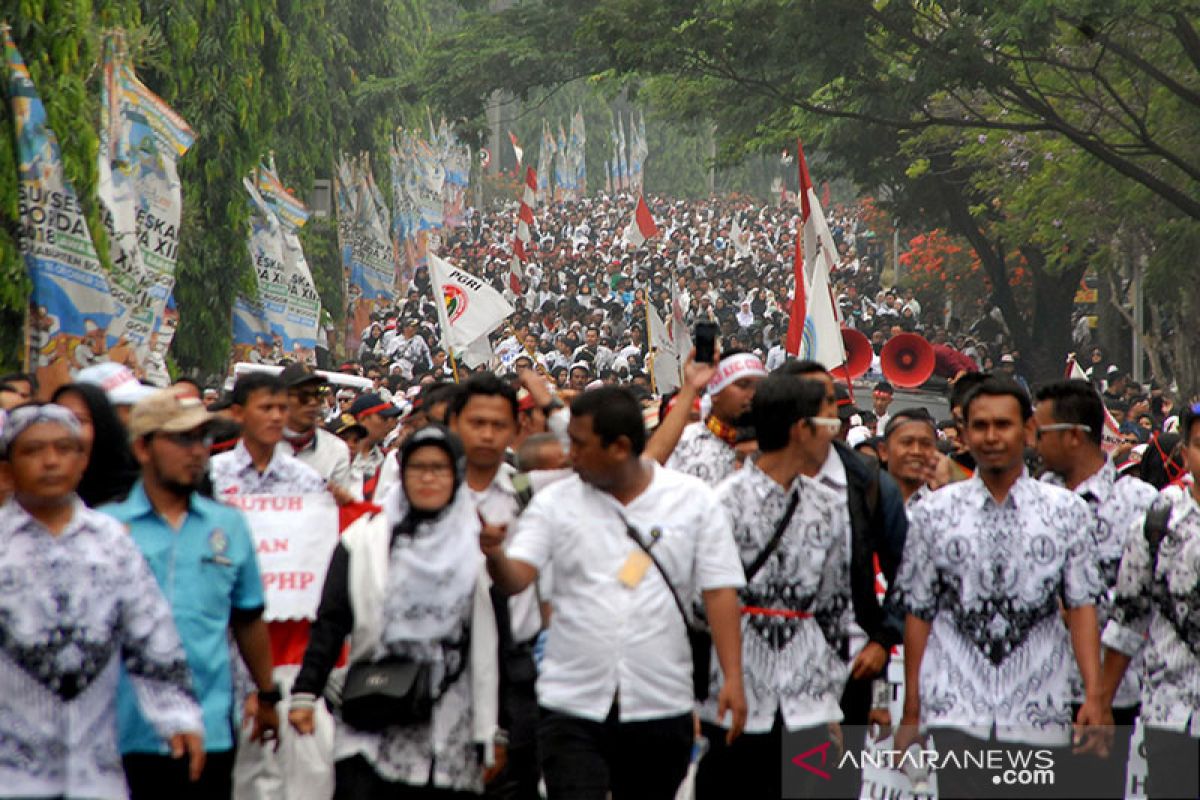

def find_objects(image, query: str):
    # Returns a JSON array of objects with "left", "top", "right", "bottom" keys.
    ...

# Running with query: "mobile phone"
[{"left": 694, "top": 321, "right": 719, "bottom": 365}]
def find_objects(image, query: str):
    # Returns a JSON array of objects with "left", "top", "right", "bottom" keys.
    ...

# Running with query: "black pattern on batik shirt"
[
  {"left": 210, "top": 440, "right": 327, "bottom": 497},
  {"left": 1042, "top": 461, "right": 1157, "bottom": 707},
  {"left": 700, "top": 463, "right": 851, "bottom": 732},
  {"left": 666, "top": 422, "right": 737, "bottom": 486},
  {"left": 1103, "top": 485, "right": 1200, "bottom": 735},
  {"left": 0, "top": 499, "right": 201, "bottom": 799},
  {"left": 894, "top": 474, "right": 1105, "bottom": 745}
]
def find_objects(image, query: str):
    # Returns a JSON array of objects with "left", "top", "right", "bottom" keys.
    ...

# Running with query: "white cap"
[
  {"left": 847, "top": 425, "right": 874, "bottom": 449},
  {"left": 76, "top": 362, "right": 157, "bottom": 406}
]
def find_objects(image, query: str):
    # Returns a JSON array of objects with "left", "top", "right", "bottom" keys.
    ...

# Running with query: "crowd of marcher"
[{"left": 0, "top": 192, "right": 1196, "bottom": 800}]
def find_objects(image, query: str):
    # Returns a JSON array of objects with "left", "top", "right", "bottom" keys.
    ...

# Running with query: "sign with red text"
[{"left": 226, "top": 492, "right": 339, "bottom": 621}]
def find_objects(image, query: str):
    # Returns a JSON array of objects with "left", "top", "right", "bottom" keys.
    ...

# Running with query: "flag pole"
[
  {"left": 450, "top": 347, "right": 460, "bottom": 383},
  {"left": 644, "top": 296, "right": 658, "bottom": 395}
]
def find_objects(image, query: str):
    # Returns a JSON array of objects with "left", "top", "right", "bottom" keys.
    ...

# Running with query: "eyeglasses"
[
  {"left": 160, "top": 429, "right": 214, "bottom": 448},
  {"left": 1035, "top": 423, "right": 1092, "bottom": 440},
  {"left": 404, "top": 462, "right": 454, "bottom": 479},
  {"left": 807, "top": 417, "right": 843, "bottom": 431}
]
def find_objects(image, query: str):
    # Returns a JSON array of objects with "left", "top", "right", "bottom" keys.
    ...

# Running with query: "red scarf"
[{"left": 705, "top": 415, "right": 739, "bottom": 446}]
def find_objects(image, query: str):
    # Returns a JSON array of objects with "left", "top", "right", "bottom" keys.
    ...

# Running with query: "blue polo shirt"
[{"left": 103, "top": 482, "right": 264, "bottom": 754}]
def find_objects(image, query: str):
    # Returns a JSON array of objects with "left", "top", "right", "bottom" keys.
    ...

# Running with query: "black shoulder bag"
[{"left": 743, "top": 489, "right": 801, "bottom": 582}]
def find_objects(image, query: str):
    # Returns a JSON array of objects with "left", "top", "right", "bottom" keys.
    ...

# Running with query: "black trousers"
[
  {"left": 1144, "top": 726, "right": 1200, "bottom": 800},
  {"left": 123, "top": 748, "right": 235, "bottom": 800},
  {"left": 537, "top": 702, "right": 692, "bottom": 800},
  {"left": 696, "top": 713, "right": 860, "bottom": 800},
  {"left": 333, "top": 754, "right": 479, "bottom": 799},
  {"left": 1060, "top": 702, "right": 1140, "bottom": 799},
  {"left": 931, "top": 728, "right": 1070, "bottom": 800},
  {"left": 485, "top": 675, "right": 541, "bottom": 800}
]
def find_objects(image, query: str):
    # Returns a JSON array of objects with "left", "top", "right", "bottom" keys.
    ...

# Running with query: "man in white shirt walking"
[{"left": 481, "top": 386, "right": 747, "bottom": 799}]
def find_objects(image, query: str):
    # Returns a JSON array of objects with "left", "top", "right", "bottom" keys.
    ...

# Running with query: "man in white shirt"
[
  {"left": 277, "top": 363, "right": 359, "bottom": 503},
  {"left": 480, "top": 386, "right": 747, "bottom": 800},
  {"left": 1034, "top": 379, "right": 1158, "bottom": 796},
  {"left": 0, "top": 403, "right": 204, "bottom": 799},
  {"left": 697, "top": 374, "right": 855, "bottom": 798},
  {"left": 894, "top": 378, "right": 1109, "bottom": 797}
]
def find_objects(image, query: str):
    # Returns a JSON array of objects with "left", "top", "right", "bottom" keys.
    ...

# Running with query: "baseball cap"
[
  {"left": 76, "top": 362, "right": 157, "bottom": 406},
  {"left": 350, "top": 392, "right": 402, "bottom": 419},
  {"left": 326, "top": 413, "right": 367, "bottom": 439},
  {"left": 1000, "top": 354, "right": 1016, "bottom": 364},
  {"left": 279, "top": 362, "right": 326, "bottom": 389},
  {"left": 129, "top": 387, "right": 214, "bottom": 439}
]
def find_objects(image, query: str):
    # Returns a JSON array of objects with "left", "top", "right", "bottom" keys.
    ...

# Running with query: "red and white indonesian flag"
[
  {"left": 786, "top": 141, "right": 847, "bottom": 374},
  {"left": 623, "top": 194, "right": 659, "bottom": 247},
  {"left": 508, "top": 131, "right": 523, "bottom": 166},
  {"left": 1067, "top": 355, "right": 1123, "bottom": 453},
  {"left": 510, "top": 167, "right": 537, "bottom": 294},
  {"left": 429, "top": 252, "right": 514, "bottom": 352}
]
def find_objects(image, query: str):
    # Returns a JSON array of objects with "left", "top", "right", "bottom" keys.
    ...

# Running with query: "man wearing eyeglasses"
[
  {"left": 1033, "top": 379, "right": 1158, "bottom": 796},
  {"left": 277, "top": 363, "right": 359, "bottom": 504},
  {"left": 104, "top": 387, "right": 278, "bottom": 799}
]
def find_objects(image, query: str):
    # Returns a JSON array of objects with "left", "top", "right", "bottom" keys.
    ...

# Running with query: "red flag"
[
  {"left": 786, "top": 140, "right": 814, "bottom": 355},
  {"left": 508, "top": 131, "right": 523, "bottom": 166},
  {"left": 510, "top": 167, "right": 537, "bottom": 294},
  {"left": 623, "top": 195, "right": 659, "bottom": 247}
]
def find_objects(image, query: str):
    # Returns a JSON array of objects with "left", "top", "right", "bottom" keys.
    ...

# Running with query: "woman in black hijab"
[{"left": 51, "top": 382, "right": 139, "bottom": 507}]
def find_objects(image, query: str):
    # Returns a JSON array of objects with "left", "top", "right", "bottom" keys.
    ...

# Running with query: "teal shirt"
[{"left": 103, "top": 482, "right": 264, "bottom": 754}]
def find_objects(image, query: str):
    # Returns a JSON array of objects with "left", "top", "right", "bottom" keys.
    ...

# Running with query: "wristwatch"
[{"left": 257, "top": 684, "right": 283, "bottom": 707}]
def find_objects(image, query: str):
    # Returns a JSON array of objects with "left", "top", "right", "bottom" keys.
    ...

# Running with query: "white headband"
[
  {"left": 0, "top": 404, "right": 81, "bottom": 456},
  {"left": 708, "top": 353, "right": 768, "bottom": 395}
]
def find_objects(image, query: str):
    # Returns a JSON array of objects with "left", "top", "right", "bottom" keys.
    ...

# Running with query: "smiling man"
[
  {"left": 894, "top": 378, "right": 1109, "bottom": 798},
  {"left": 882, "top": 408, "right": 939, "bottom": 508}
]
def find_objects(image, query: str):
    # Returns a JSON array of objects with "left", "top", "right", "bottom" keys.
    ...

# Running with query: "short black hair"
[
  {"left": 1182, "top": 405, "right": 1200, "bottom": 443},
  {"left": 949, "top": 371, "right": 991, "bottom": 413},
  {"left": 874, "top": 381, "right": 894, "bottom": 394},
  {"left": 570, "top": 386, "right": 646, "bottom": 455},
  {"left": 1034, "top": 380, "right": 1104, "bottom": 446},
  {"left": 449, "top": 372, "right": 519, "bottom": 421},
  {"left": 753, "top": 374, "right": 825, "bottom": 453},
  {"left": 774, "top": 359, "right": 827, "bottom": 378},
  {"left": 0, "top": 372, "right": 37, "bottom": 392},
  {"left": 883, "top": 408, "right": 937, "bottom": 439},
  {"left": 962, "top": 378, "right": 1033, "bottom": 424},
  {"left": 232, "top": 372, "right": 284, "bottom": 406}
]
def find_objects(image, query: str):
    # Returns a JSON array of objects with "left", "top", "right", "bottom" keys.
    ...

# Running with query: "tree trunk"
[{"left": 1023, "top": 247, "right": 1088, "bottom": 387}]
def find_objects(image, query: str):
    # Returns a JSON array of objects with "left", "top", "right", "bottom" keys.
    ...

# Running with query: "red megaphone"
[
  {"left": 839, "top": 328, "right": 874, "bottom": 380},
  {"left": 881, "top": 333, "right": 935, "bottom": 388}
]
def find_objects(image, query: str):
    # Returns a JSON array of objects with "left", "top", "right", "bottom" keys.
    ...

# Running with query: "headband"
[
  {"left": 708, "top": 353, "right": 767, "bottom": 395},
  {"left": 0, "top": 404, "right": 81, "bottom": 456}
]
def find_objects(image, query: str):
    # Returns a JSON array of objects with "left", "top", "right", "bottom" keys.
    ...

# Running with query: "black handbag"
[
  {"left": 617, "top": 516, "right": 713, "bottom": 701},
  {"left": 340, "top": 659, "right": 435, "bottom": 732}
]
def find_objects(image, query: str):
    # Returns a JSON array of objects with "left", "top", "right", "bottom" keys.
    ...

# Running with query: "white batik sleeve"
[{"left": 1102, "top": 512, "right": 1156, "bottom": 658}]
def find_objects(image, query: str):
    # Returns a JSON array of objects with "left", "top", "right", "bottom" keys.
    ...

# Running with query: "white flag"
[
  {"left": 798, "top": 254, "right": 847, "bottom": 374},
  {"left": 428, "top": 252, "right": 514, "bottom": 351},
  {"left": 646, "top": 302, "right": 681, "bottom": 393},
  {"left": 730, "top": 216, "right": 751, "bottom": 258},
  {"left": 1067, "top": 355, "right": 1123, "bottom": 453}
]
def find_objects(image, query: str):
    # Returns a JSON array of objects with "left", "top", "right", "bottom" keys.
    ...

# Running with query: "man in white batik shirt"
[
  {"left": 1100, "top": 403, "right": 1200, "bottom": 800},
  {"left": 894, "top": 378, "right": 1109, "bottom": 799},
  {"left": 665, "top": 351, "right": 766, "bottom": 485},
  {"left": 697, "top": 373, "right": 855, "bottom": 799},
  {"left": 1034, "top": 380, "right": 1158, "bottom": 796},
  {"left": 0, "top": 403, "right": 203, "bottom": 799}
]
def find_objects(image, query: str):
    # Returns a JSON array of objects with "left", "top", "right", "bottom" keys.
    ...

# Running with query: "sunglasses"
[{"left": 1035, "top": 423, "right": 1091, "bottom": 440}]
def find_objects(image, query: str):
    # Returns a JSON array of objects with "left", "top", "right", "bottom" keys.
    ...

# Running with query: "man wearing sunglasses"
[
  {"left": 278, "top": 363, "right": 359, "bottom": 504},
  {"left": 104, "top": 387, "right": 277, "bottom": 799},
  {"left": 1034, "top": 379, "right": 1158, "bottom": 797}
]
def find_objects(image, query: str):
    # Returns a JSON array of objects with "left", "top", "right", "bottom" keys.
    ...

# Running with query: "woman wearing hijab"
[
  {"left": 289, "top": 425, "right": 499, "bottom": 798},
  {"left": 735, "top": 299, "right": 756, "bottom": 330},
  {"left": 51, "top": 382, "right": 139, "bottom": 507}
]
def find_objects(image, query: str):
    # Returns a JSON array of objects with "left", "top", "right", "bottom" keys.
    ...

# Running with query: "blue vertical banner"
[{"left": 6, "top": 28, "right": 115, "bottom": 396}]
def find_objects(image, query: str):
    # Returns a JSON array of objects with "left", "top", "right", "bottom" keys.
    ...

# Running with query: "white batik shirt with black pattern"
[
  {"left": 0, "top": 499, "right": 201, "bottom": 799},
  {"left": 1042, "top": 460, "right": 1158, "bottom": 708},
  {"left": 210, "top": 439, "right": 327, "bottom": 497},
  {"left": 1103, "top": 484, "right": 1200, "bottom": 736},
  {"left": 666, "top": 422, "right": 737, "bottom": 486},
  {"left": 700, "top": 462, "right": 851, "bottom": 732},
  {"left": 894, "top": 473, "right": 1105, "bottom": 745}
]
